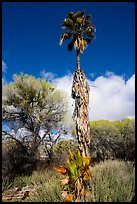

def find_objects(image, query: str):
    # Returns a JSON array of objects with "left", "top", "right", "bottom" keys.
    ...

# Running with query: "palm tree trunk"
[
  {"left": 71, "top": 68, "right": 90, "bottom": 157},
  {"left": 76, "top": 49, "right": 80, "bottom": 70}
]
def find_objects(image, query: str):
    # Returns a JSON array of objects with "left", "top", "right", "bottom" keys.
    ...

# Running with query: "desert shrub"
[
  {"left": 89, "top": 160, "right": 135, "bottom": 202},
  {"left": 90, "top": 118, "right": 135, "bottom": 163},
  {"left": 3, "top": 160, "right": 134, "bottom": 202},
  {"left": 8, "top": 169, "right": 63, "bottom": 202},
  {"left": 115, "top": 118, "right": 135, "bottom": 160},
  {"left": 2, "top": 138, "right": 38, "bottom": 182},
  {"left": 30, "top": 180, "right": 62, "bottom": 202}
]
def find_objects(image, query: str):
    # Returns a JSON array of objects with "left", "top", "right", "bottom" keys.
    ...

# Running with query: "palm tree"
[
  {"left": 59, "top": 10, "right": 96, "bottom": 70},
  {"left": 59, "top": 10, "right": 96, "bottom": 157}
]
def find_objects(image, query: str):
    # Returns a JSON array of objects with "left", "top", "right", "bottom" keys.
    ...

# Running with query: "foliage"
[
  {"left": 89, "top": 160, "right": 135, "bottom": 202},
  {"left": 3, "top": 169, "right": 63, "bottom": 202},
  {"left": 2, "top": 138, "right": 37, "bottom": 185},
  {"left": 54, "top": 150, "right": 92, "bottom": 202},
  {"left": 89, "top": 118, "right": 135, "bottom": 162},
  {"left": 2, "top": 160, "right": 135, "bottom": 202},
  {"left": 59, "top": 10, "right": 96, "bottom": 54},
  {"left": 53, "top": 140, "right": 78, "bottom": 165},
  {"left": 3, "top": 73, "right": 67, "bottom": 130},
  {"left": 2, "top": 73, "right": 67, "bottom": 161}
]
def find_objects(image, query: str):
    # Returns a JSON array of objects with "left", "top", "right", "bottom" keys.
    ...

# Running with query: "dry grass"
[
  {"left": 2, "top": 160, "right": 135, "bottom": 202},
  {"left": 89, "top": 160, "right": 135, "bottom": 202}
]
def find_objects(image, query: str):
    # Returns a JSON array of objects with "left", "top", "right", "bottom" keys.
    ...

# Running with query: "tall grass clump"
[
  {"left": 89, "top": 160, "right": 135, "bottom": 202},
  {"left": 9, "top": 169, "right": 63, "bottom": 202},
  {"left": 28, "top": 170, "right": 63, "bottom": 202}
]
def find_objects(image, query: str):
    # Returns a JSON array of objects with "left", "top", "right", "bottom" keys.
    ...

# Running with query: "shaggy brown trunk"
[{"left": 71, "top": 68, "right": 91, "bottom": 157}]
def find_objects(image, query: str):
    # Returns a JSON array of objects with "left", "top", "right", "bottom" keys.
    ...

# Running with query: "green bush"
[
  {"left": 89, "top": 160, "right": 135, "bottom": 202},
  {"left": 53, "top": 140, "right": 78, "bottom": 165},
  {"left": 90, "top": 118, "right": 135, "bottom": 162},
  {"left": 2, "top": 139, "right": 37, "bottom": 181},
  {"left": 7, "top": 169, "right": 63, "bottom": 202},
  {"left": 3, "top": 160, "right": 134, "bottom": 202}
]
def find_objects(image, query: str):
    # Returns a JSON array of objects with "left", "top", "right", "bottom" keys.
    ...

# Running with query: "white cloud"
[
  {"left": 53, "top": 73, "right": 75, "bottom": 110},
  {"left": 53, "top": 74, "right": 75, "bottom": 128},
  {"left": 2, "top": 60, "right": 7, "bottom": 73},
  {"left": 53, "top": 73, "right": 73, "bottom": 98},
  {"left": 52, "top": 72, "right": 135, "bottom": 121},
  {"left": 89, "top": 74, "right": 135, "bottom": 120},
  {"left": 40, "top": 70, "right": 56, "bottom": 81},
  {"left": 2, "top": 78, "right": 6, "bottom": 85},
  {"left": 2, "top": 60, "right": 8, "bottom": 84}
]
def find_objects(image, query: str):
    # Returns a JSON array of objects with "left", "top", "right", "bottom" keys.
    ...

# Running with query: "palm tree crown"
[{"left": 59, "top": 10, "right": 96, "bottom": 69}]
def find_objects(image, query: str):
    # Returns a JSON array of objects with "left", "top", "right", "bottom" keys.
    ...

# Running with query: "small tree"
[{"left": 2, "top": 73, "right": 67, "bottom": 161}]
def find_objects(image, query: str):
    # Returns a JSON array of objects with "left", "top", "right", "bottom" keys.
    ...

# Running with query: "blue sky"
[
  {"left": 2, "top": 2, "right": 135, "bottom": 82},
  {"left": 2, "top": 2, "right": 135, "bottom": 121}
]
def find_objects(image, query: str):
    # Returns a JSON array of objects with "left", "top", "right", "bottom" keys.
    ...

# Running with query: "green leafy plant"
[{"left": 54, "top": 150, "right": 92, "bottom": 202}]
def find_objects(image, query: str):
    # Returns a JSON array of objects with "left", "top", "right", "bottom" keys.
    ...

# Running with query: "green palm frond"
[
  {"left": 83, "top": 25, "right": 96, "bottom": 39},
  {"left": 67, "top": 12, "right": 74, "bottom": 19},
  {"left": 59, "top": 32, "right": 72, "bottom": 45},
  {"left": 84, "top": 14, "right": 92, "bottom": 24},
  {"left": 61, "top": 18, "right": 74, "bottom": 30},
  {"left": 67, "top": 37, "right": 76, "bottom": 52},
  {"left": 67, "top": 36, "right": 87, "bottom": 53},
  {"left": 85, "top": 14, "right": 92, "bottom": 19},
  {"left": 76, "top": 17, "right": 83, "bottom": 25},
  {"left": 84, "top": 38, "right": 92, "bottom": 44},
  {"left": 60, "top": 10, "right": 96, "bottom": 53},
  {"left": 85, "top": 32, "right": 96, "bottom": 39},
  {"left": 73, "top": 10, "right": 85, "bottom": 18}
]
